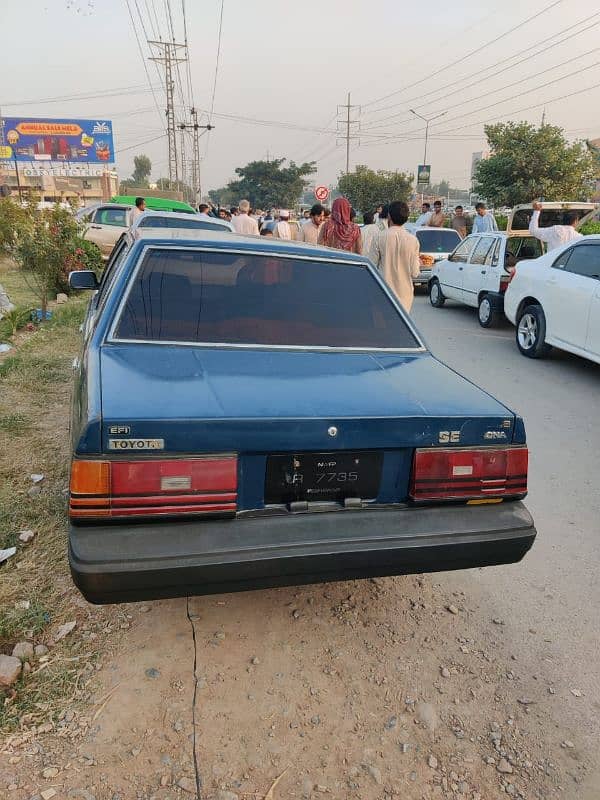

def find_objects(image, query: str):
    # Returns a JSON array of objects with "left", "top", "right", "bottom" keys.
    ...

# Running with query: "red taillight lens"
[
  {"left": 70, "top": 456, "right": 237, "bottom": 520},
  {"left": 409, "top": 447, "right": 527, "bottom": 502}
]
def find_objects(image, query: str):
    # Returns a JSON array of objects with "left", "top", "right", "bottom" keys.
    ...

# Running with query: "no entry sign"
[{"left": 314, "top": 185, "right": 330, "bottom": 202}]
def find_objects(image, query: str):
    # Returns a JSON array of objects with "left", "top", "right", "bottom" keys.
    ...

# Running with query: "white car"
[
  {"left": 404, "top": 225, "right": 462, "bottom": 287},
  {"left": 504, "top": 234, "right": 600, "bottom": 364},
  {"left": 131, "top": 210, "right": 233, "bottom": 238},
  {"left": 429, "top": 203, "right": 598, "bottom": 328}
]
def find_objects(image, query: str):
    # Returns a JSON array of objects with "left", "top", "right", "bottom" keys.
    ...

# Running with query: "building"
[
  {"left": 471, "top": 150, "right": 490, "bottom": 181},
  {"left": 0, "top": 162, "right": 118, "bottom": 206}
]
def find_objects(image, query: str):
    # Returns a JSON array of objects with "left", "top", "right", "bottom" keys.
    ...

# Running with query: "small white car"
[
  {"left": 76, "top": 203, "right": 131, "bottom": 258},
  {"left": 428, "top": 203, "right": 598, "bottom": 328},
  {"left": 404, "top": 225, "right": 462, "bottom": 287},
  {"left": 131, "top": 210, "right": 233, "bottom": 238},
  {"left": 504, "top": 234, "right": 600, "bottom": 364}
]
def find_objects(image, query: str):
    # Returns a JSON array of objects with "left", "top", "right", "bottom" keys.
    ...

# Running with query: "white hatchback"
[{"left": 504, "top": 235, "right": 600, "bottom": 364}]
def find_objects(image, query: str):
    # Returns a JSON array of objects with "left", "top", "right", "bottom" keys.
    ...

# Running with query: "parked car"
[
  {"left": 67, "top": 233, "right": 536, "bottom": 603},
  {"left": 109, "top": 195, "right": 197, "bottom": 214},
  {"left": 504, "top": 234, "right": 600, "bottom": 364},
  {"left": 404, "top": 224, "right": 462, "bottom": 287},
  {"left": 428, "top": 203, "right": 598, "bottom": 328},
  {"left": 76, "top": 202, "right": 131, "bottom": 259},
  {"left": 131, "top": 210, "right": 233, "bottom": 238}
]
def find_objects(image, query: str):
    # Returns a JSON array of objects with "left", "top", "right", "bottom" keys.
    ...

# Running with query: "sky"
[{"left": 1, "top": 0, "right": 600, "bottom": 197}]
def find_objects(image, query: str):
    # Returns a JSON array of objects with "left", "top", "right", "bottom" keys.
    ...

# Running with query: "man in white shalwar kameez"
[{"left": 382, "top": 201, "right": 421, "bottom": 313}]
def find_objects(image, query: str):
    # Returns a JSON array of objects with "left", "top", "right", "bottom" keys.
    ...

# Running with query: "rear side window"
[
  {"left": 470, "top": 236, "right": 495, "bottom": 265},
  {"left": 416, "top": 229, "right": 461, "bottom": 253},
  {"left": 450, "top": 237, "right": 477, "bottom": 263},
  {"left": 506, "top": 237, "right": 543, "bottom": 260},
  {"left": 95, "top": 208, "right": 127, "bottom": 227},
  {"left": 114, "top": 248, "right": 419, "bottom": 349},
  {"left": 560, "top": 243, "right": 600, "bottom": 279}
]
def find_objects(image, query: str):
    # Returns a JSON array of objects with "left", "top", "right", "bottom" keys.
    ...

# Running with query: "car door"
[
  {"left": 544, "top": 242, "right": 600, "bottom": 348},
  {"left": 438, "top": 236, "right": 478, "bottom": 301},
  {"left": 462, "top": 236, "right": 496, "bottom": 306},
  {"left": 586, "top": 278, "right": 600, "bottom": 357},
  {"left": 88, "top": 206, "right": 129, "bottom": 256}
]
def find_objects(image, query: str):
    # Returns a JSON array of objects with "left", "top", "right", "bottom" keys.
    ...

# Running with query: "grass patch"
[
  {"left": 0, "top": 411, "right": 30, "bottom": 434},
  {"left": 0, "top": 600, "right": 51, "bottom": 649},
  {"left": 48, "top": 300, "right": 86, "bottom": 329},
  {"left": 0, "top": 351, "right": 70, "bottom": 383},
  {"left": 0, "top": 256, "right": 39, "bottom": 308}
]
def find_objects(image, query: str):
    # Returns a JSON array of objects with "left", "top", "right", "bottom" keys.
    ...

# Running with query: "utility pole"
[
  {"left": 179, "top": 125, "right": 187, "bottom": 196},
  {"left": 541, "top": 108, "right": 547, "bottom": 127},
  {"left": 148, "top": 40, "right": 187, "bottom": 185},
  {"left": 178, "top": 111, "right": 213, "bottom": 208},
  {"left": 410, "top": 109, "right": 447, "bottom": 202},
  {"left": 337, "top": 93, "right": 360, "bottom": 174}
]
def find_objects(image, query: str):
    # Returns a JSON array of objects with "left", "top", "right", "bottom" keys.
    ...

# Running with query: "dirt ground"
[{"left": 1, "top": 571, "right": 592, "bottom": 800}]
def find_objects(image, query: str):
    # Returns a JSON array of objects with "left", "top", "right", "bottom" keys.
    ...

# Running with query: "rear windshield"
[
  {"left": 138, "top": 216, "right": 230, "bottom": 232},
  {"left": 511, "top": 208, "right": 588, "bottom": 230},
  {"left": 114, "top": 248, "right": 419, "bottom": 349},
  {"left": 416, "top": 229, "right": 461, "bottom": 253}
]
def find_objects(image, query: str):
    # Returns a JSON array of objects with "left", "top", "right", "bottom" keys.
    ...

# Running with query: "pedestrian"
[
  {"left": 471, "top": 202, "right": 498, "bottom": 233},
  {"left": 428, "top": 200, "right": 446, "bottom": 228},
  {"left": 301, "top": 203, "right": 324, "bottom": 245},
  {"left": 360, "top": 210, "right": 381, "bottom": 264},
  {"left": 528, "top": 201, "right": 582, "bottom": 251},
  {"left": 317, "top": 197, "right": 362, "bottom": 253},
  {"left": 231, "top": 199, "right": 260, "bottom": 235},
  {"left": 302, "top": 209, "right": 311, "bottom": 222},
  {"left": 288, "top": 211, "right": 303, "bottom": 241},
  {"left": 451, "top": 205, "right": 468, "bottom": 238},
  {"left": 198, "top": 203, "right": 214, "bottom": 222},
  {"left": 230, "top": 206, "right": 239, "bottom": 217},
  {"left": 376, "top": 204, "right": 390, "bottom": 232},
  {"left": 374, "top": 203, "right": 383, "bottom": 222},
  {"left": 322, "top": 207, "right": 331, "bottom": 222},
  {"left": 381, "top": 200, "right": 421, "bottom": 313},
  {"left": 218, "top": 207, "right": 229, "bottom": 222},
  {"left": 273, "top": 209, "right": 293, "bottom": 239},
  {"left": 415, "top": 202, "right": 432, "bottom": 227},
  {"left": 130, "top": 196, "right": 146, "bottom": 226},
  {"left": 260, "top": 227, "right": 274, "bottom": 237}
]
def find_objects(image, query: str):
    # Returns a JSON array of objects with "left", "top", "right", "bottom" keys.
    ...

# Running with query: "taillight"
[
  {"left": 409, "top": 447, "right": 527, "bottom": 503},
  {"left": 70, "top": 456, "right": 237, "bottom": 520}
]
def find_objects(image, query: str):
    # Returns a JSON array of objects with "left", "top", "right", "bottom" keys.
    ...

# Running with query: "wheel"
[
  {"left": 478, "top": 294, "right": 500, "bottom": 328},
  {"left": 429, "top": 280, "right": 445, "bottom": 308},
  {"left": 516, "top": 304, "right": 552, "bottom": 358}
]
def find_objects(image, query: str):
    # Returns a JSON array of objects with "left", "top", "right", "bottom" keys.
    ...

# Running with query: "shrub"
[
  {"left": 579, "top": 220, "right": 600, "bottom": 235},
  {"left": 495, "top": 214, "right": 508, "bottom": 231},
  {"left": 0, "top": 306, "right": 32, "bottom": 341},
  {"left": 0, "top": 199, "right": 31, "bottom": 255}
]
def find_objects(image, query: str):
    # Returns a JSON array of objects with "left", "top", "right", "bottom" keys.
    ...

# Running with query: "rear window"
[
  {"left": 511, "top": 208, "right": 589, "bottom": 230},
  {"left": 138, "top": 217, "right": 230, "bottom": 232},
  {"left": 416, "top": 229, "right": 461, "bottom": 253},
  {"left": 95, "top": 208, "right": 127, "bottom": 227},
  {"left": 114, "top": 248, "right": 419, "bottom": 349}
]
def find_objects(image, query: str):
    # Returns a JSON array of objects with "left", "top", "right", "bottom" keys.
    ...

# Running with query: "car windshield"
[
  {"left": 416, "top": 229, "right": 461, "bottom": 253},
  {"left": 115, "top": 248, "right": 419, "bottom": 349}
]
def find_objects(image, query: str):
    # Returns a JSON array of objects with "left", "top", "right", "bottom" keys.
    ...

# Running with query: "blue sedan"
[{"left": 68, "top": 234, "right": 535, "bottom": 603}]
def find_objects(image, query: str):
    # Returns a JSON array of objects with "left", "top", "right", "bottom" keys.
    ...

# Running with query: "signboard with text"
[
  {"left": 417, "top": 164, "right": 431, "bottom": 185},
  {"left": 0, "top": 117, "right": 114, "bottom": 164}
]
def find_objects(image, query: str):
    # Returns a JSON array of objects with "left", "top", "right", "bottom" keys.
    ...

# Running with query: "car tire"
[
  {"left": 516, "top": 304, "right": 552, "bottom": 358},
  {"left": 478, "top": 295, "right": 499, "bottom": 328},
  {"left": 429, "top": 280, "right": 445, "bottom": 308}
]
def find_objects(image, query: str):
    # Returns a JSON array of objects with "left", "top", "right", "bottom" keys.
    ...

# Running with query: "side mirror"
[{"left": 69, "top": 270, "right": 99, "bottom": 290}]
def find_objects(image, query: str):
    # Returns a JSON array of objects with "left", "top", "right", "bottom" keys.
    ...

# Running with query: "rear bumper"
[
  {"left": 69, "top": 501, "right": 536, "bottom": 603},
  {"left": 414, "top": 269, "right": 432, "bottom": 286}
]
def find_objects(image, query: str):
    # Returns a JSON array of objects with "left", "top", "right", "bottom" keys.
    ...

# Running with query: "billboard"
[
  {"left": 417, "top": 164, "right": 431, "bottom": 185},
  {"left": 0, "top": 118, "right": 114, "bottom": 164}
]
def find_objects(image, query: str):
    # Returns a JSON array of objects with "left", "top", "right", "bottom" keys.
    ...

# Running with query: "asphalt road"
[{"left": 412, "top": 292, "right": 600, "bottom": 789}]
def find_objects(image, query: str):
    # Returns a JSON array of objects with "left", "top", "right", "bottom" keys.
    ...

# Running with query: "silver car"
[{"left": 405, "top": 225, "right": 462, "bottom": 287}]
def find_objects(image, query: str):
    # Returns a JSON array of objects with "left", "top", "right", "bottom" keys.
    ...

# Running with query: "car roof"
[
  {"left": 132, "top": 210, "right": 234, "bottom": 231},
  {"left": 129, "top": 232, "right": 370, "bottom": 264}
]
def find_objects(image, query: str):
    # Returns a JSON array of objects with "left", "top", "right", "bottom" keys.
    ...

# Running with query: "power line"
[
  {"left": 362, "top": 10, "right": 600, "bottom": 121},
  {"left": 125, "top": 0, "right": 165, "bottom": 126},
  {"left": 115, "top": 132, "right": 167, "bottom": 154},
  {"left": 209, "top": 0, "right": 225, "bottom": 122},
  {"left": 1, "top": 83, "right": 159, "bottom": 106},
  {"left": 361, "top": 0, "right": 565, "bottom": 110}
]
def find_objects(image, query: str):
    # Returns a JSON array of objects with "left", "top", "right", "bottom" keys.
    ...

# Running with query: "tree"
[
  {"left": 337, "top": 165, "right": 413, "bottom": 212},
  {"left": 225, "top": 158, "right": 316, "bottom": 208},
  {"left": 132, "top": 154, "right": 152, "bottom": 187},
  {"left": 473, "top": 122, "right": 595, "bottom": 207}
]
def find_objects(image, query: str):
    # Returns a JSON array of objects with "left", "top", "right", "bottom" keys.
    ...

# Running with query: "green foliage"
[
  {"left": 0, "top": 199, "right": 31, "bottom": 255},
  {"left": 495, "top": 214, "right": 508, "bottom": 231},
  {"left": 0, "top": 306, "right": 32, "bottom": 340},
  {"left": 132, "top": 154, "right": 152, "bottom": 186},
  {"left": 223, "top": 158, "right": 316, "bottom": 209},
  {"left": 580, "top": 220, "right": 600, "bottom": 235},
  {"left": 13, "top": 205, "right": 93, "bottom": 312},
  {"left": 474, "top": 122, "right": 595, "bottom": 207},
  {"left": 337, "top": 165, "right": 413, "bottom": 213}
]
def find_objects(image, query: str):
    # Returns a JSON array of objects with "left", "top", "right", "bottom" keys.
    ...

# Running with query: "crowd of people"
[{"left": 415, "top": 199, "right": 498, "bottom": 236}]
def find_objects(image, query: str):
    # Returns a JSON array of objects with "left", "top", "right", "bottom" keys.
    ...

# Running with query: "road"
[{"left": 3, "top": 294, "right": 600, "bottom": 800}]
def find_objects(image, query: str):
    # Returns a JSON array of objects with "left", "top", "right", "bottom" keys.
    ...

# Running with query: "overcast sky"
[{"left": 2, "top": 0, "right": 600, "bottom": 196}]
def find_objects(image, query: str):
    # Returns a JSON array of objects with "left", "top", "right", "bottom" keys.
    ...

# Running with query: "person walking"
[
  {"left": 528, "top": 201, "right": 582, "bottom": 251},
  {"left": 381, "top": 200, "right": 421, "bottom": 313},
  {"left": 318, "top": 197, "right": 362, "bottom": 253},
  {"left": 451, "top": 205, "right": 468, "bottom": 238},
  {"left": 301, "top": 203, "right": 324, "bottom": 245},
  {"left": 231, "top": 199, "right": 259, "bottom": 235},
  {"left": 472, "top": 202, "right": 498, "bottom": 233},
  {"left": 428, "top": 200, "right": 446, "bottom": 228},
  {"left": 273, "top": 209, "right": 293, "bottom": 239},
  {"left": 376, "top": 204, "right": 390, "bottom": 232},
  {"left": 415, "top": 202, "right": 432, "bottom": 226},
  {"left": 198, "top": 203, "right": 215, "bottom": 222},
  {"left": 130, "top": 196, "right": 146, "bottom": 226},
  {"left": 360, "top": 210, "right": 381, "bottom": 264}
]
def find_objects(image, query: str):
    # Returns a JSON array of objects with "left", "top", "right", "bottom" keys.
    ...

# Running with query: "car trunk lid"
[{"left": 507, "top": 202, "right": 599, "bottom": 235}]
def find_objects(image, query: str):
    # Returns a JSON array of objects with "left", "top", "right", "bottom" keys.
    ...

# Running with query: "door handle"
[
  {"left": 458, "top": 267, "right": 463, "bottom": 271},
  {"left": 90, "top": 225, "right": 101, "bottom": 229},
  {"left": 481, "top": 270, "right": 486, "bottom": 274}
]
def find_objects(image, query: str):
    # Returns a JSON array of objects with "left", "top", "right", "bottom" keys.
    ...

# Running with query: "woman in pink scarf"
[{"left": 318, "top": 197, "right": 362, "bottom": 253}]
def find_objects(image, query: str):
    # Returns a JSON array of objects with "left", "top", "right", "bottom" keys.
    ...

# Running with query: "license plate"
[{"left": 265, "top": 451, "right": 382, "bottom": 505}]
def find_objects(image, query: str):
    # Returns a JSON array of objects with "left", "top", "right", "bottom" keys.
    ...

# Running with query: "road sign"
[{"left": 314, "top": 185, "right": 330, "bottom": 202}]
